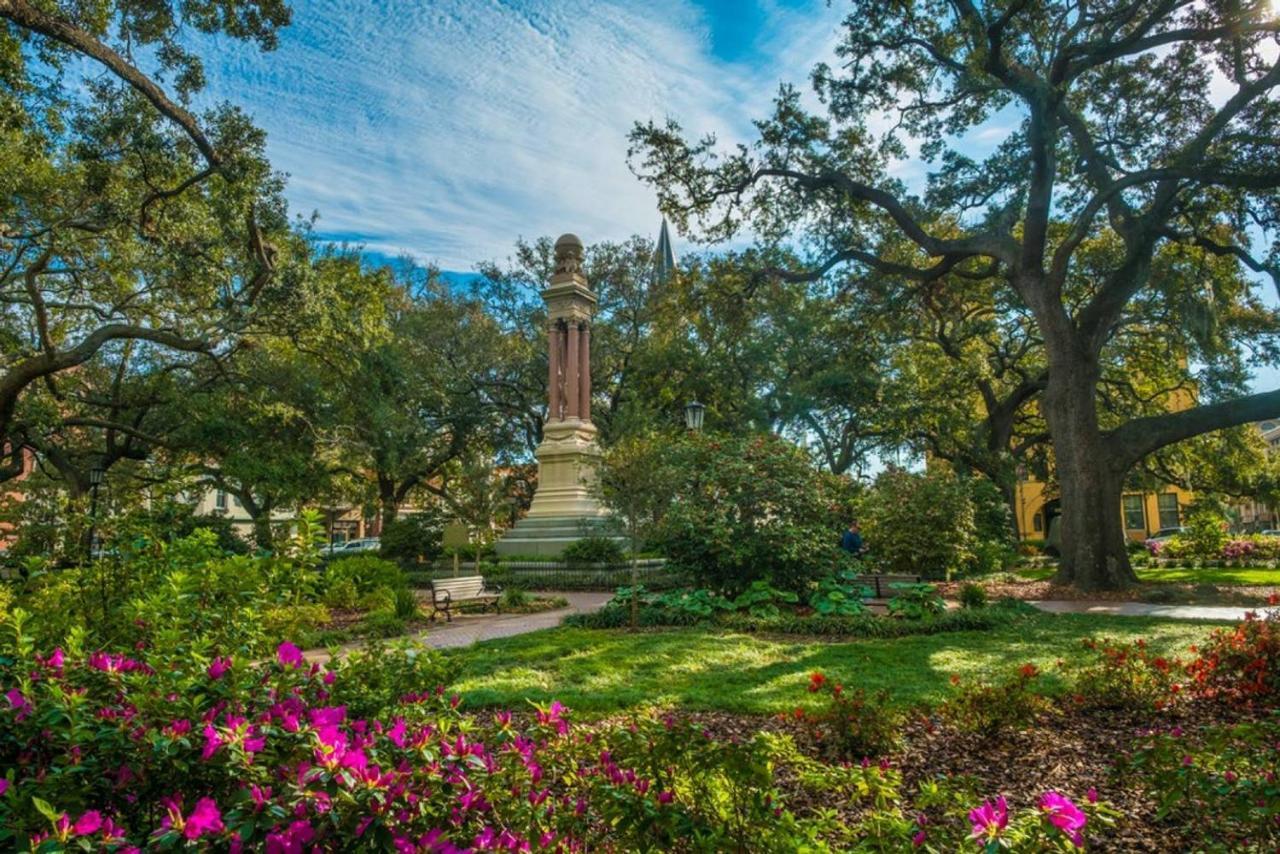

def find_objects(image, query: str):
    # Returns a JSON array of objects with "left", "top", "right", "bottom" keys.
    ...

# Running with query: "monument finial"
[{"left": 553, "top": 233, "right": 584, "bottom": 276}]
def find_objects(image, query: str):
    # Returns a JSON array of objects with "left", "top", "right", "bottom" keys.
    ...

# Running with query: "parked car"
[
  {"left": 325, "top": 538, "right": 380, "bottom": 555},
  {"left": 1146, "top": 527, "right": 1184, "bottom": 544},
  {"left": 1260, "top": 530, "right": 1280, "bottom": 537}
]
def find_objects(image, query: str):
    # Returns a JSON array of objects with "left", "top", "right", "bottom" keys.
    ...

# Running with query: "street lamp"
[
  {"left": 86, "top": 466, "right": 105, "bottom": 561},
  {"left": 683, "top": 400, "right": 705, "bottom": 432}
]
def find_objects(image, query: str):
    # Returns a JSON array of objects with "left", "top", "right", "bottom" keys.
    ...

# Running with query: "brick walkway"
[{"left": 305, "top": 591, "right": 610, "bottom": 662}]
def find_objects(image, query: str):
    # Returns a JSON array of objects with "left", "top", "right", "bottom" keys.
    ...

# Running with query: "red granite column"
[
  {"left": 565, "top": 317, "right": 580, "bottom": 419},
  {"left": 547, "top": 320, "right": 562, "bottom": 422},
  {"left": 578, "top": 322, "right": 591, "bottom": 423}
]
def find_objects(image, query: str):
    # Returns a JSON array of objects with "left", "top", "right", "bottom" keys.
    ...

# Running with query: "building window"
[
  {"left": 1157, "top": 493, "right": 1180, "bottom": 529},
  {"left": 1122, "top": 494, "right": 1146, "bottom": 531},
  {"left": 215, "top": 490, "right": 227, "bottom": 511},
  {"left": 1033, "top": 512, "right": 1043, "bottom": 533}
]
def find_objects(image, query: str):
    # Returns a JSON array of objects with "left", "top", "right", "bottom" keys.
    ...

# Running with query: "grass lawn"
[
  {"left": 1015, "top": 564, "right": 1280, "bottom": 585},
  {"left": 447, "top": 613, "right": 1216, "bottom": 716}
]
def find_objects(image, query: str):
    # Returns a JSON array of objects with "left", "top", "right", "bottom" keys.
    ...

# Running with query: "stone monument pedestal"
[{"left": 495, "top": 234, "right": 623, "bottom": 558}]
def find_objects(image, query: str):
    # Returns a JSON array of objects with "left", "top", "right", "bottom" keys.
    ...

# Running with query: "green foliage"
[
  {"left": 732, "top": 579, "right": 800, "bottom": 619},
  {"left": 500, "top": 588, "right": 531, "bottom": 609},
  {"left": 941, "top": 666, "right": 1053, "bottom": 738},
  {"left": 809, "top": 571, "right": 872, "bottom": 616},
  {"left": 323, "top": 555, "right": 408, "bottom": 597},
  {"left": 561, "top": 535, "right": 625, "bottom": 568},
  {"left": 1168, "top": 508, "right": 1230, "bottom": 559},
  {"left": 379, "top": 513, "right": 445, "bottom": 566},
  {"left": 885, "top": 582, "right": 946, "bottom": 620},
  {"left": 654, "top": 588, "right": 735, "bottom": 618},
  {"left": 800, "top": 673, "right": 901, "bottom": 760},
  {"left": 359, "top": 611, "right": 408, "bottom": 639},
  {"left": 323, "top": 577, "right": 359, "bottom": 609},
  {"left": 958, "top": 582, "right": 989, "bottom": 609},
  {"left": 1120, "top": 718, "right": 1280, "bottom": 848},
  {"left": 393, "top": 587, "right": 420, "bottom": 620},
  {"left": 325, "top": 639, "right": 459, "bottom": 719},
  {"left": 1068, "top": 638, "right": 1179, "bottom": 712},
  {"left": 858, "top": 468, "right": 978, "bottom": 580},
  {"left": 650, "top": 433, "right": 854, "bottom": 594}
]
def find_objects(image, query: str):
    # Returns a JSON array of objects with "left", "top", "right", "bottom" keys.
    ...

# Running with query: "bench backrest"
[
  {"left": 852, "top": 573, "right": 923, "bottom": 598},
  {"left": 430, "top": 576, "right": 489, "bottom": 600}
]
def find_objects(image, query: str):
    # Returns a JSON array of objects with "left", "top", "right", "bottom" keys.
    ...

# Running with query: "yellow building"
[{"left": 1013, "top": 474, "right": 1193, "bottom": 542}]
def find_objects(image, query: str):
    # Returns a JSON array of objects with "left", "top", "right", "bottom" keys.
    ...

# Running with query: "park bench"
[
  {"left": 852, "top": 573, "right": 923, "bottom": 605},
  {"left": 427, "top": 575, "right": 501, "bottom": 623}
]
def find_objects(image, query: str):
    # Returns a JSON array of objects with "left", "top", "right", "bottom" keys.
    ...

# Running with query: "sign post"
[{"left": 442, "top": 523, "right": 469, "bottom": 577}]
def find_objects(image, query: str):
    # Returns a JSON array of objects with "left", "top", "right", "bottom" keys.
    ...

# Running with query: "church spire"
[{"left": 655, "top": 217, "right": 677, "bottom": 283}]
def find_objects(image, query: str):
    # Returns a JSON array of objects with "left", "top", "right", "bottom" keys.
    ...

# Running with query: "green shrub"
[
  {"left": 940, "top": 664, "right": 1053, "bottom": 737},
  {"left": 379, "top": 513, "right": 444, "bottom": 566},
  {"left": 649, "top": 433, "right": 856, "bottom": 594},
  {"left": 360, "top": 610, "right": 408, "bottom": 638},
  {"left": 1067, "top": 638, "right": 1178, "bottom": 712},
  {"left": 326, "top": 639, "right": 458, "bottom": 718},
  {"left": 323, "top": 577, "right": 358, "bottom": 609},
  {"left": 324, "top": 554, "right": 407, "bottom": 596},
  {"left": 857, "top": 468, "right": 977, "bottom": 580},
  {"left": 358, "top": 586, "right": 398, "bottom": 614},
  {"left": 958, "top": 582, "right": 988, "bottom": 609},
  {"left": 561, "top": 535, "right": 625, "bottom": 568},
  {"left": 564, "top": 605, "right": 1006, "bottom": 637},
  {"left": 654, "top": 588, "right": 734, "bottom": 618},
  {"left": 801, "top": 674, "right": 901, "bottom": 760}
]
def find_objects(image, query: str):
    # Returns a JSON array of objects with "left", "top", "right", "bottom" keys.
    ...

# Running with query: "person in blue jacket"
[{"left": 840, "top": 519, "right": 864, "bottom": 555}]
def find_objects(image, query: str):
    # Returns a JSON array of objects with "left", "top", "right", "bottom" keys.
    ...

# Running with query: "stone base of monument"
[{"left": 493, "top": 515, "right": 623, "bottom": 558}]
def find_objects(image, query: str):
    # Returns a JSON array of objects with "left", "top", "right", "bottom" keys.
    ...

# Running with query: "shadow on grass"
[{"left": 446, "top": 613, "right": 1217, "bottom": 716}]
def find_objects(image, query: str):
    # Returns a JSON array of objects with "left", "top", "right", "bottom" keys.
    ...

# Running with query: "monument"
[{"left": 495, "top": 234, "right": 614, "bottom": 556}]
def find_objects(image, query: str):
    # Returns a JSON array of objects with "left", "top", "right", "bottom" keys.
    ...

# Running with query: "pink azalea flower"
[
  {"left": 201, "top": 725, "right": 223, "bottom": 760},
  {"left": 912, "top": 829, "right": 927, "bottom": 847},
  {"left": 387, "top": 718, "right": 408, "bottom": 748},
  {"left": 657, "top": 790, "right": 673, "bottom": 805},
  {"left": 6, "top": 688, "right": 32, "bottom": 721},
  {"left": 73, "top": 811, "right": 102, "bottom": 835},
  {"left": 1039, "top": 791, "right": 1087, "bottom": 848},
  {"left": 276, "top": 642, "right": 304, "bottom": 669},
  {"left": 207, "top": 657, "right": 232, "bottom": 680},
  {"left": 969, "top": 796, "right": 1009, "bottom": 842},
  {"left": 183, "top": 797, "right": 224, "bottom": 840},
  {"left": 47, "top": 648, "right": 65, "bottom": 669}
]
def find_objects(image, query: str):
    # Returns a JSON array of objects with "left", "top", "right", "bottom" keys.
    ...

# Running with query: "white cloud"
[{"left": 195, "top": 0, "right": 843, "bottom": 269}]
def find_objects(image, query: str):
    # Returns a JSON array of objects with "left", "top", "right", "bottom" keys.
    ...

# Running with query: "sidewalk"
[
  {"left": 306, "top": 591, "right": 610, "bottom": 662},
  {"left": 1032, "top": 600, "right": 1263, "bottom": 621}
]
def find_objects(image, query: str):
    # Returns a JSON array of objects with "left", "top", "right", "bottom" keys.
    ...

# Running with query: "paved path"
[
  {"left": 306, "top": 592, "right": 610, "bottom": 662},
  {"left": 1032, "top": 600, "right": 1265, "bottom": 621}
]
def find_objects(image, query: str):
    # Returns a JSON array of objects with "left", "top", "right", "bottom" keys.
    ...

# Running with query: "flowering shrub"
[
  {"left": 1185, "top": 606, "right": 1280, "bottom": 702},
  {"left": 1121, "top": 719, "right": 1280, "bottom": 847},
  {"left": 795, "top": 671, "right": 900, "bottom": 760},
  {"left": 1068, "top": 638, "right": 1181, "bottom": 712},
  {"left": 809, "top": 572, "right": 872, "bottom": 616},
  {"left": 1150, "top": 534, "right": 1280, "bottom": 562},
  {"left": 940, "top": 664, "right": 1053, "bottom": 738},
  {"left": 0, "top": 628, "right": 818, "bottom": 852}
]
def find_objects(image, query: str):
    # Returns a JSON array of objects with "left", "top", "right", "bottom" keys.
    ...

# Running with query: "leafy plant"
[
  {"left": 323, "top": 555, "right": 408, "bottom": 597},
  {"left": 655, "top": 588, "right": 734, "bottom": 618},
  {"left": 886, "top": 583, "right": 945, "bottom": 619},
  {"left": 809, "top": 574, "right": 872, "bottom": 616},
  {"left": 940, "top": 664, "right": 1053, "bottom": 738},
  {"left": 732, "top": 579, "right": 800, "bottom": 619},
  {"left": 958, "top": 582, "right": 989, "bottom": 610},
  {"left": 799, "top": 672, "right": 900, "bottom": 759}
]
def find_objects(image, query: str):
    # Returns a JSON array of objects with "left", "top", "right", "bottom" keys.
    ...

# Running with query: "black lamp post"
[
  {"left": 86, "top": 466, "right": 105, "bottom": 561},
  {"left": 683, "top": 400, "right": 705, "bottom": 432}
]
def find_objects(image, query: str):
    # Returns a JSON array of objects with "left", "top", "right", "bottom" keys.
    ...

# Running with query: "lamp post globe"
[{"left": 683, "top": 400, "right": 705, "bottom": 432}]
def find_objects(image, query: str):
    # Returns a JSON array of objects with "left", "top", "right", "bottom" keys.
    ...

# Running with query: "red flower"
[
  {"left": 807, "top": 672, "right": 827, "bottom": 692},
  {"left": 1019, "top": 663, "right": 1038, "bottom": 679}
]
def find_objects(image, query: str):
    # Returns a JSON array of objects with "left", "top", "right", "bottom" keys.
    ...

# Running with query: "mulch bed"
[
  {"left": 670, "top": 698, "right": 1263, "bottom": 851},
  {"left": 936, "top": 578, "right": 1280, "bottom": 604}
]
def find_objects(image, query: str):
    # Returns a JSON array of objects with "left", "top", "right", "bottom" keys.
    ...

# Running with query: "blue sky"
[{"left": 196, "top": 0, "right": 845, "bottom": 271}]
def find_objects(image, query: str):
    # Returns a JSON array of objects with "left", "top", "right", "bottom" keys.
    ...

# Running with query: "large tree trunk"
[{"left": 1040, "top": 354, "right": 1137, "bottom": 591}]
